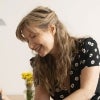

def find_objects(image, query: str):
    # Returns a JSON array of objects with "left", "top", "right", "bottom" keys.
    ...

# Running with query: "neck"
[{"left": 50, "top": 45, "right": 60, "bottom": 59}]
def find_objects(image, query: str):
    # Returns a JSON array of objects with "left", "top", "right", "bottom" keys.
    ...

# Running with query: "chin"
[
  {"left": 39, "top": 53, "right": 46, "bottom": 57},
  {"left": 39, "top": 52, "right": 48, "bottom": 57}
]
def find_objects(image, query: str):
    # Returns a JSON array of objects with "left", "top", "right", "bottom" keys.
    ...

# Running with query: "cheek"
[
  {"left": 43, "top": 35, "right": 54, "bottom": 49},
  {"left": 37, "top": 32, "right": 54, "bottom": 49}
]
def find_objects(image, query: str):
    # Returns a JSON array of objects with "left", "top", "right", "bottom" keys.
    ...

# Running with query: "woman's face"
[{"left": 22, "top": 24, "right": 56, "bottom": 57}]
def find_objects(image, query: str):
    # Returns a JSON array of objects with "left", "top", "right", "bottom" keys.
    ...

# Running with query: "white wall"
[{"left": 0, "top": 0, "right": 100, "bottom": 95}]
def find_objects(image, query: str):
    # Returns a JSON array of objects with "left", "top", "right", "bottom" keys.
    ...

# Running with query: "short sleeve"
[
  {"left": 80, "top": 37, "right": 100, "bottom": 67},
  {"left": 30, "top": 56, "right": 40, "bottom": 87}
]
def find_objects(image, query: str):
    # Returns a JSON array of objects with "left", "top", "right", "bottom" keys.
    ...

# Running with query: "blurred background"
[{"left": 0, "top": 0, "right": 100, "bottom": 95}]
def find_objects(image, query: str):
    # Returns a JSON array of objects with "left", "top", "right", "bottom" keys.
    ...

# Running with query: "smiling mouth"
[{"left": 34, "top": 45, "right": 41, "bottom": 53}]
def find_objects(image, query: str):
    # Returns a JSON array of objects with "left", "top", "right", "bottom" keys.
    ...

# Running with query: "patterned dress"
[{"left": 51, "top": 37, "right": 100, "bottom": 100}]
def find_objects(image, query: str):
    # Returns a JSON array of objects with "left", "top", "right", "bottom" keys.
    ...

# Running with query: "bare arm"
[
  {"left": 34, "top": 85, "right": 50, "bottom": 100},
  {"left": 63, "top": 66, "right": 100, "bottom": 100}
]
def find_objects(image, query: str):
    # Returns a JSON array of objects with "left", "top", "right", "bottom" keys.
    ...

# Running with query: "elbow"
[
  {"left": 82, "top": 88, "right": 95, "bottom": 99},
  {"left": 87, "top": 89, "right": 95, "bottom": 99}
]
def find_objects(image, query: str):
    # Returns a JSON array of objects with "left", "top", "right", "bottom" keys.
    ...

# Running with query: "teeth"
[
  {"left": 35, "top": 45, "right": 41, "bottom": 53},
  {"left": 35, "top": 46, "right": 40, "bottom": 52}
]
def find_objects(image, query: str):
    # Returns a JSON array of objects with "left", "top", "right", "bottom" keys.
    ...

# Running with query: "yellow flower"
[
  {"left": 21, "top": 72, "right": 33, "bottom": 86},
  {"left": 21, "top": 71, "right": 34, "bottom": 100}
]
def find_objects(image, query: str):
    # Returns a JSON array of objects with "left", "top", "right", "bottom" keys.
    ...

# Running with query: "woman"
[{"left": 16, "top": 6, "right": 100, "bottom": 100}]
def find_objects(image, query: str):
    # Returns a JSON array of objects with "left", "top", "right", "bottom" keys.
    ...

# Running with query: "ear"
[{"left": 48, "top": 24, "right": 56, "bottom": 36}]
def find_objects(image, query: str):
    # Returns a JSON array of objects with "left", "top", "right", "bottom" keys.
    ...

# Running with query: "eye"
[
  {"left": 31, "top": 35, "right": 36, "bottom": 39},
  {"left": 31, "top": 35, "right": 36, "bottom": 38}
]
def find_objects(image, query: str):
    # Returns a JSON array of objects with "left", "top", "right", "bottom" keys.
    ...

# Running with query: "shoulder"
[
  {"left": 78, "top": 37, "right": 100, "bottom": 67},
  {"left": 30, "top": 55, "right": 39, "bottom": 68},
  {"left": 79, "top": 37, "right": 98, "bottom": 49},
  {"left": 78, "top": 37, "right": 99, "bottom": 54}
]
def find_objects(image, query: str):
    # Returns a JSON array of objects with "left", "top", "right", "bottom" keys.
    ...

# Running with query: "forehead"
[{"left": 22, "top": 25, "right": 38, "bottom": 37}]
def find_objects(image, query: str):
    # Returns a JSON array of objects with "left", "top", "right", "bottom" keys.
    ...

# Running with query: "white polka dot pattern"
[
  {"left": 97, "top": 96, "right": 100, "bottom": 100},
  {"left": 89, "top": 53, "right": 93, "bottom": 57},
  {"left": 96, "top": 55, "right": 99, "bottom": 59},
  {"left": 75, "top": 63, "right": 78, "bottom": 67},
  {"left": 75, "top": 76, "right": 79, "bottom": 81},
  {"left": 91, "top": 60, "right": 95, "bottom": 64},
  {"left": 94, "top": 48, "right": 97, "bottom": 52},
  {"left": 60, "top": 94, "right": 64, "bottom": 99},
  {"left": 51, "top": 37, "right": 100, "bottom": 100},
  {"left": 71, "top": 83, "right": 74, "bottom": 88},
  {"left": 82, "top": 48, "right": 86, "bottom": 53}
]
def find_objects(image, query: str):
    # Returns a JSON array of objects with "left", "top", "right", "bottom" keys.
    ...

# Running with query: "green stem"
[{"left": 26, "top": 88, "right": 33, "bottom": 100}]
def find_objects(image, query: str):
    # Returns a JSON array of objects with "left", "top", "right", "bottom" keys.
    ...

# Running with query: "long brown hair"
[{"left": 16, "top": 6, "right": 79, "bottom": 95}]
